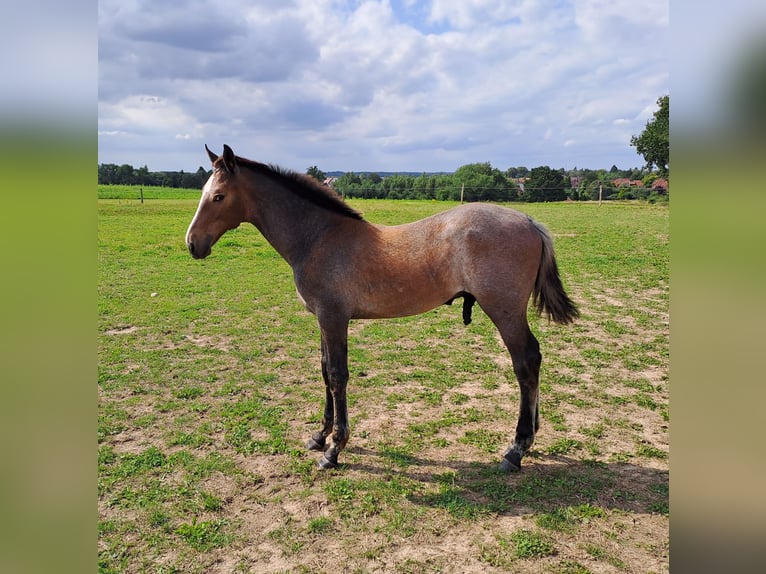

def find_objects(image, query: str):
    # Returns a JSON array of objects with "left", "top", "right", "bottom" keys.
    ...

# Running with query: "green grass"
[
  {"left": 176, "top": 517, "right": 233, "bottom": 551},
  {"left": 480, "top": 529, "right": 556, "bottom": 567},
  {"left": 536, "top": 503, "right": 607, "bottom": 533},
  {"left": 99, "top": 195, "right": 668, "bottom": 572},
  {"left": 98, "top": 184, "right": 202, "bottom": 200},
  {"left": 509, "top": 529, "right": 557, "bottom": 558}
]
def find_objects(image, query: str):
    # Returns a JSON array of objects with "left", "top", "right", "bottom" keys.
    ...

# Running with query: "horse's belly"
[{"left": 352, "top": 282, "right": 454, "bottom": 319}]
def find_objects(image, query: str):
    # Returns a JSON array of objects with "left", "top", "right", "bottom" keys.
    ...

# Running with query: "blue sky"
[{"left": 98, "top": 0, "right": 669, "bottom": 172}]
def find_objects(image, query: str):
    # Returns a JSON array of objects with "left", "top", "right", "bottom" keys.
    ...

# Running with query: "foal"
[{"left": 186, "top": 145, "right": 578, "bottom": 471}]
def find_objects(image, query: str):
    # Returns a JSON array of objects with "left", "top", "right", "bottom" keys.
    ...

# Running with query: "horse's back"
[
  {"left": 439, "top": 202, "right": 535, "bottom": 234},
  {"left": 382, "top": 203, "right": 535, "bottom": 245},
  {"left": 432, "top": 203, "right": 541, "bottom": 259}
]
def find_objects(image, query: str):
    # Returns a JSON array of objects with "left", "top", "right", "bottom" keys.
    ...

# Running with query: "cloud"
[
  {"left": 98, "top": 0, "right": 669, "bottom": 171},
  {"left": 111, "top": 2, "right": 249, "bottom": 52}
]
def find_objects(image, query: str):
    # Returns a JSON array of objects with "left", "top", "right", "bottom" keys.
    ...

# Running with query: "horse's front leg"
[
  {"left": 313, "top": 319, "right": 350, "bottom": 469},
  {"left": 307, "top": 339, "right": 334, "bottom": 452},
  {"left": 306, "top": 381, "right": 333, "bottom": 452}
]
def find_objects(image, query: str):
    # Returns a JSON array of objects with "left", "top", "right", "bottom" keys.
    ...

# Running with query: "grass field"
[
  {"left": 98, "top": 194, "right": 668, "bottom": 573},
  {"left": 98, "top": 185, "right": 202, "bottom": 200}
]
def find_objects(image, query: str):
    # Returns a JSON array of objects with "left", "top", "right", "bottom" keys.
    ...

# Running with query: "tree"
[
  {"left": 363, "top": 172, "right": 382, "bottom": 185},
  {"left": 631, "top": 95, "right": 669, "bottom": 177},
  {"left": 306, "top": 166, "right": 326, "bottom": 183},
  {"left": 523, "top": 166, "right": 567, "bottom": 202},
  {"left": 506, "top": 166, "right": 529, "bottom": 178},
  {"left": 413, "top": 173, "right": 436, "bottom": 200},
  {"left": 98, "top": 163, "right": 119, "bottom": 184},
  {"left": 117, "top": 164, "right": 135, "bottom": 184},
  {"left": 453, "top": 162, "right": 515, "bottom": 202},
  {"left": 135, "top": 165, "right": 150, "bottom": 185},
  {"left": 333, "top": 172, "right": 364, "bottom": 197}
]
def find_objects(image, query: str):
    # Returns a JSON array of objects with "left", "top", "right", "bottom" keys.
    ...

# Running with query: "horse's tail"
[{"left": 530, "top": 220, "right": 579, "bottom": 324}]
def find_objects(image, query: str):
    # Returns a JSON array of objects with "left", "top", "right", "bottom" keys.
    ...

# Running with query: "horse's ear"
[
  {"left": 222, "top": 144, "right": 238, "bottom": 174},
  {"left": 205, "top": 144, "right": 218, "bottom": 165}
]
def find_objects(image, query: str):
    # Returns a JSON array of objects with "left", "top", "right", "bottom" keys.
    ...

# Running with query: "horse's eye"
[{"left": 212, "top": 194, "right": 225, "bottom": 202}]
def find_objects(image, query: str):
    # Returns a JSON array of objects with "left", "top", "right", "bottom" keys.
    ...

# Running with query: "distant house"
[
  {"left": 651, "top": 178, "right": 668, "bottom": 192},
  {"left": 570, "top": 176, "right": 581, "bottom": 189},
  {"left": 323, "top": 177, "right": 338, "bottom": 187},
  {"left": 612, "top": 178, "right": 645, "bottom": 188},
  {"left": 514, "top": 177, "right": 529, "bottom": 192}
]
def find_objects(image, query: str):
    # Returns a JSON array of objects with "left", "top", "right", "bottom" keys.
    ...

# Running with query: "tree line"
[
  {"left": 323, "top": 163, "right": 667, "bottom": 202},
  {"left": 98, "top": 164, "right": 211, "bottom": 189},
  {"left": 98, "top": 160, "right": 667, "bottom": 203}
]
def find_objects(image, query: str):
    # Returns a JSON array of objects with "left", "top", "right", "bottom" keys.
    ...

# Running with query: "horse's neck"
[{"left": 245, "top": 180, "right": 348, "bottom": 268}]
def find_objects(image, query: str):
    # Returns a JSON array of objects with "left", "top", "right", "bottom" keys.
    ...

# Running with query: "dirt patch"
[{"left": 105, "top": 325, "right": 139, "bottom": 335}]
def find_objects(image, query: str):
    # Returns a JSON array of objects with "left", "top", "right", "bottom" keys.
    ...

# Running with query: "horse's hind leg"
[{"left": 489, "top": 313, "right": 542, "bottom": 472}]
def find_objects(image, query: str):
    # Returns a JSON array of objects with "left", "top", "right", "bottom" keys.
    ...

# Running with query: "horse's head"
[{"left": 186, "top": 144, "right": 248, "bottom": 259}]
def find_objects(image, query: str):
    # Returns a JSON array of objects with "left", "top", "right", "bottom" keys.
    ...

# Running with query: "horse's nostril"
[{"left": 188, "top": 242, "right": 195, "bottom": 256}]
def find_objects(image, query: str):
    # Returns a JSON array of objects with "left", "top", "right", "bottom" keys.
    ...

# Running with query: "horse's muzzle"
[{"left": 187, "top": 239, "right": 210, "bottom": 259}]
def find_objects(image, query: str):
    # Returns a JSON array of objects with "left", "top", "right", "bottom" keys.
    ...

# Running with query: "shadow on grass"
[{"left": 339, "top": 447, "right": 668, "bottom": 517}]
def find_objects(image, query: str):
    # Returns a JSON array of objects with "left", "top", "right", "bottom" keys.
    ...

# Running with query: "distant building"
[
  {"left": 612, "top": 178, "right": 645, "bottom": 188},
  {"left": 651, "top": 178, "right": 668, "bottom": 192},
  {"left": 323, "top": 177, "right": 338, "bottom": 187}
]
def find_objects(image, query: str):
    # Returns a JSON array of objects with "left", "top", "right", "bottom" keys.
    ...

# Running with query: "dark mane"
[{"left": 225, "top": 155, "right": 364, "bottom": 221}]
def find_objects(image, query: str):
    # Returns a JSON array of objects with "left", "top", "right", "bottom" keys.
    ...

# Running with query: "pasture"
[{"left": 98, "top": 194, "right": 668, "bottom": 573}]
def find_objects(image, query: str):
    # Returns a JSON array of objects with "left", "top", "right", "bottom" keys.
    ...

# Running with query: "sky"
[{"left": 97, "top": 0, "right": 669, "bottom": 173}]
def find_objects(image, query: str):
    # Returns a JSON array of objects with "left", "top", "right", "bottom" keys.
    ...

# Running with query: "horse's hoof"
[
  {"left": 500, "top": 452, "right": 522, "bottom": 473},
  {"left": 318, "top": 455, "right": 338, "bottom": 470},
  {"left": 306, "top": 437, "right": 325, "bottom": 451}
]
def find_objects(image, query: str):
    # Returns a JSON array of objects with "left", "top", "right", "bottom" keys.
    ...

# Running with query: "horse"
[{"left": 186, "top": 144, "right": 579, "bottom": 472}]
